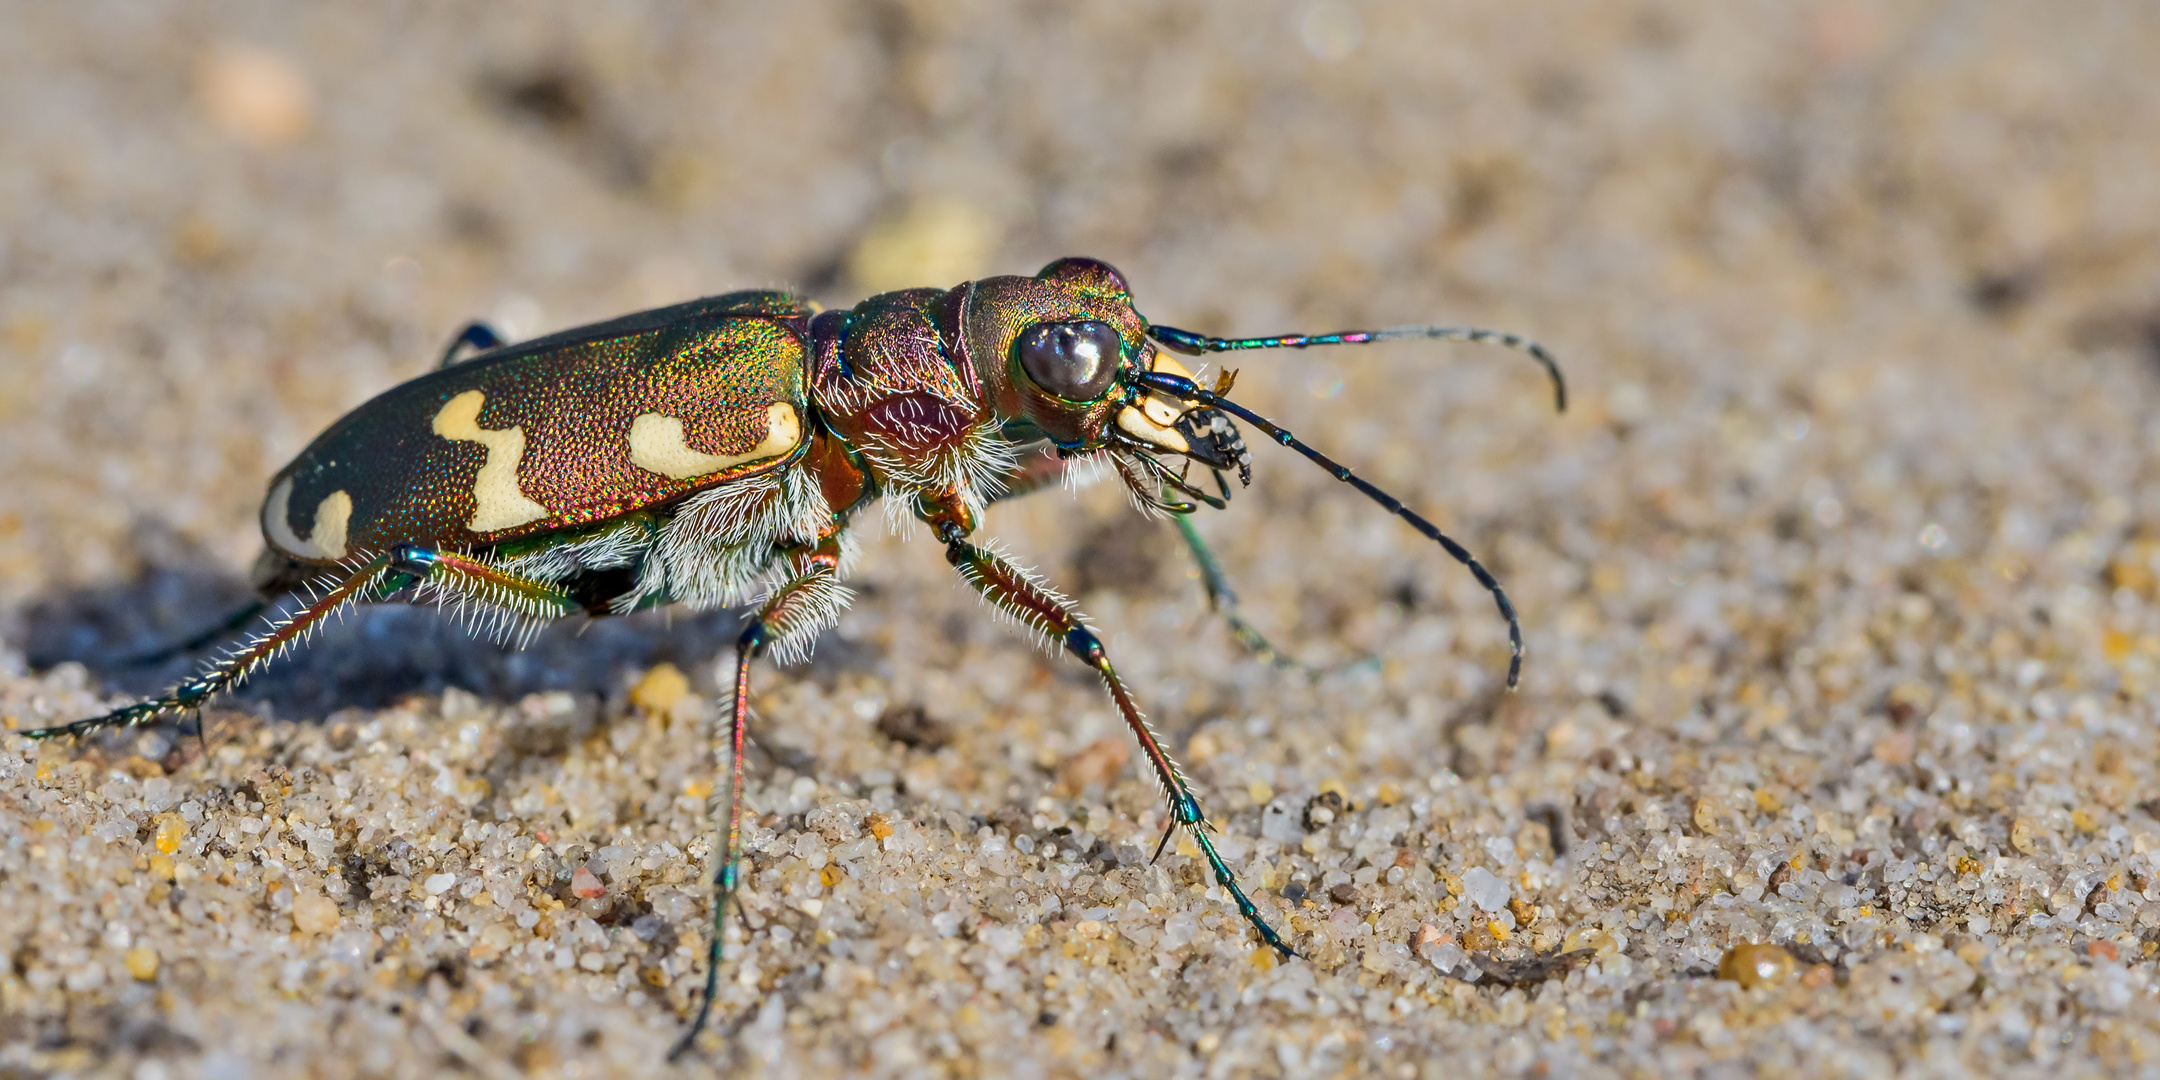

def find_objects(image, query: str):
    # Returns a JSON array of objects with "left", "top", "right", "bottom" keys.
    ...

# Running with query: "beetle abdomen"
[{"left": 264, "top": 308, "right": 812, "bottom": 563}]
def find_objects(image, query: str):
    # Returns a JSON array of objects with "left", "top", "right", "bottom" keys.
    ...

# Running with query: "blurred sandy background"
[{"left": 6, "top": 1, "right": 2160, "bottom": 1077}]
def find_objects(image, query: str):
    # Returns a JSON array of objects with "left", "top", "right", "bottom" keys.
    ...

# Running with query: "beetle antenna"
[
  {"left": 1148, "top": 323, "right": 1566, "bottom": 413},
  {"left": 1133, "top": 369, "right": 1526, "bottom": 689}
]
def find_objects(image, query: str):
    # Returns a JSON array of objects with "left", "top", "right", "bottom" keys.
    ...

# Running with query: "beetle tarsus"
[{"left": 437, "top": 321, "right": 506, "bottom": 369}]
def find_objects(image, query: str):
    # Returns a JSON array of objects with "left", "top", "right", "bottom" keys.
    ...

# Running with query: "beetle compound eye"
[{"left": 1015, "top": 320, "right": 1122, "bottom": 401}]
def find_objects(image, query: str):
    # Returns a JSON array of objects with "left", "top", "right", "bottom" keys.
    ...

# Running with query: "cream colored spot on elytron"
[
  {"left": 628, "top": 401, "right": 802, "bottom": 480},
  {"left": 262, "top": 479, "right": 353, "bottom": 560},
  {"left": 431, "top": 389, "right": 550, "bottom": 533}
]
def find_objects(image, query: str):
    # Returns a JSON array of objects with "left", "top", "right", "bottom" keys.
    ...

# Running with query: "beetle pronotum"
[{"left": 31, "top": 257, "right": 1562, "bottom": 1055}]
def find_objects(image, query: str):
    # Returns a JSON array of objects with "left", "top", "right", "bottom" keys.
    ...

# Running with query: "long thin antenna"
[
  {"left": 1133, "top": 369, "right": 1527, "bottom": 689},
  {"left": 1149, "top": 323, "right": 1567, "bottom": 413}
]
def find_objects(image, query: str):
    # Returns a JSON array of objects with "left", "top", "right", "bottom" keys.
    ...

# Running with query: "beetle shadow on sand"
[{"left": 17, "top": 533, "right": 882, "bottom": 724}]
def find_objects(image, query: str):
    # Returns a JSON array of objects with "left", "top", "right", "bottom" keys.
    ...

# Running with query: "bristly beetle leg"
[
  {"left": 21, "top": 554, "right": 396, "bottom": 742},
  {"left": 673, "top": 537, "right": 851, "bottom": 1061},
  {"left": 936, "top": 514, "right": 1296, "bottom": 960},
  {"left": 23, "top": 545, "right": 595, "bottom": 743}
]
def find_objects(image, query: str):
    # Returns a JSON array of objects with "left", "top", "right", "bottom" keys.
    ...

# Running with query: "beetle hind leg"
[
  {"left": 26, "top": 545, "right": 590, "bottom": 743},
  {"left": 23, "top": 553, "right": 399, "bottom": 741},
  {"left": 392, "top": 545, "right": 584, "bottom": 646}
]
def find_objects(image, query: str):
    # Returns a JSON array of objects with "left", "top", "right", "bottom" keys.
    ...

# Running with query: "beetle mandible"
[{"left": 29, "top": 256, "right": 1564, "bottom": 1055}]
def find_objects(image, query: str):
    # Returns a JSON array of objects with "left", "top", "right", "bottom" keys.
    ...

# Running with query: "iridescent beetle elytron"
[{"left": 29, "top": 257, "right": 1564, "bottom": 1056}]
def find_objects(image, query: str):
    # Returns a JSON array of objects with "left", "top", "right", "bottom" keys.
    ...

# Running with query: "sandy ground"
[{"left": 6, "top": 1, "right": 2160, "bottom": 1077}]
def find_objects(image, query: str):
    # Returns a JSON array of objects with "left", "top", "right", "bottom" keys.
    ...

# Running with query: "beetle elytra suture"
[{"left": 28, "top": 257, "right": 1563, "bottom": 1057}]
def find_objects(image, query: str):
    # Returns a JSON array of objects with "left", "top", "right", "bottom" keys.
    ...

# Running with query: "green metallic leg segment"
[
  {"left": 24, "top": 544, "right": 588, "bottom": 743},
  {"left": 938, "top": 524, "right": 1295, "bottom": 959},
  {"left": 672, "top": 544, "right": 846, "bottom": 1061},
  {"left": 393, "top": 546, "right": 583, "bottom": 637},
  {"left": 22, "top": 553, "right": 398, "bottom": 741},
  {"left": 1172, "top": 514, "right": 1306, "bottom": 670}
]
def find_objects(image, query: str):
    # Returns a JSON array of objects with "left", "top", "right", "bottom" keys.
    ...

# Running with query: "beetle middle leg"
[
  {"left": 936, "top": 521, "right": 1296, "bottom": 959},
  {"left": 672, "top": 534, "right": 850, "bottom": 1060}
]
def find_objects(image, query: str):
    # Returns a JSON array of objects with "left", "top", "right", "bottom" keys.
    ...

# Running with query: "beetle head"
[
  {"left": 958, "top": 257, "right": 1250, "bottom": 511},
  {"left": 957, "top": 259, "right": 1568, "bottom": 690}
]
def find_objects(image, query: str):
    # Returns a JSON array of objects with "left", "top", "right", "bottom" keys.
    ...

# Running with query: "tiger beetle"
[{"left": 26, "top": 257, "right": 1563, "bottom": 1057}]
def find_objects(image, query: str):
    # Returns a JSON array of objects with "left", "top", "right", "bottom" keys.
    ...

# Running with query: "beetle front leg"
[
  {"left": 672, "top": 534, "right": 851, "bottom": 1060},
  {"left": 1171, "top": 514, "right": 1310, "bottom": 671},
  {"left": 936, "top": 522, "right": 1296, "bottom": 960}
]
